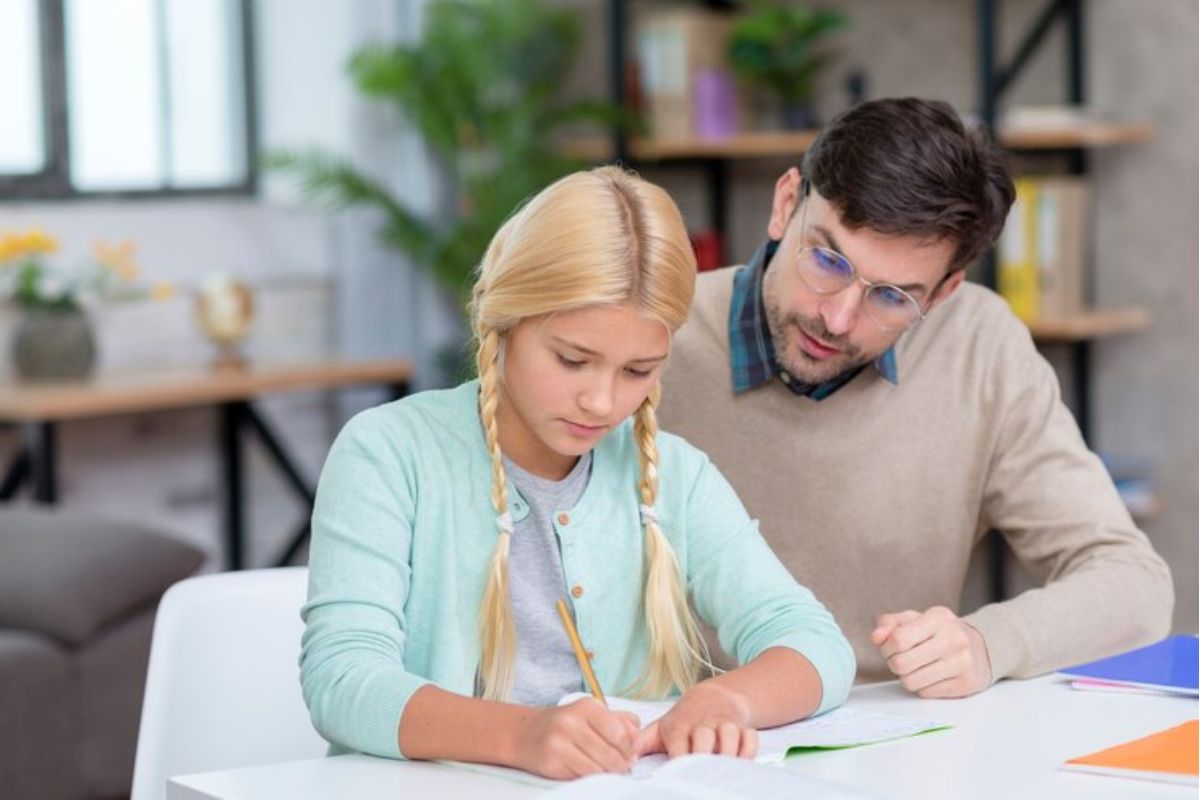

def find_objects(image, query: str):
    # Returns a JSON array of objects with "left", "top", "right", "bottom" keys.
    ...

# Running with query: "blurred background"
[{"left": 0, "top": 1, "right": 1194, "bottom": 796}]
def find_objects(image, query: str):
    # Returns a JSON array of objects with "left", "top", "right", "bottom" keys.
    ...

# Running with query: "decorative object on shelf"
[
  {"left": 194, "top": 274, "right": 255, "bottom": 368},
  {"left": 727, "top": 2, "right": 848, "bottom": 130},
  {"left": 0, "top": 229, "right": 172, "bottom": 381},
  {"left": 265, "top": 0, "right": 628, "bottom": 384},
  {"left": 636, "top": 7, "right": 742, "bottom": 141},
  {"left": 694, "top": 68, "right": 739, "bottom": 139}
]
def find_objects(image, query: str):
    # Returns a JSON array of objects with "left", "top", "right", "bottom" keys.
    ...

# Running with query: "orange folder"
[{"left": 1062, "top": 719, "right": 1198, "bottom": 785}]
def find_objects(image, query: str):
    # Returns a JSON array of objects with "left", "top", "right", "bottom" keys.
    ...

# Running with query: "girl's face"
[{"left": 496, "top": 302, "right": 671, "bottom": 480}]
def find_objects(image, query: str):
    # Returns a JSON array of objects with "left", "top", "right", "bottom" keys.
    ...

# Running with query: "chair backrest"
[{"left": 131, "top": 567, "right": 327, "bottom": 800}]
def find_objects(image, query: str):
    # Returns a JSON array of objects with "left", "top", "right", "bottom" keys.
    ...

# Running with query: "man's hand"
[
  {"left": 871, "top": 606, "right": 993, "bottom": 698},
  {"left": 634, "top": 681, "right": 758, "bottom": 760}
]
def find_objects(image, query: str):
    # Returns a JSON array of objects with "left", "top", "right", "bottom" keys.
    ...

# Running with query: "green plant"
[
  {"left": 727, "top": 3, "right": 849, "bottom": 108},
  {"left": 265, "top": 0, "right": 627, "bottom": 313}
]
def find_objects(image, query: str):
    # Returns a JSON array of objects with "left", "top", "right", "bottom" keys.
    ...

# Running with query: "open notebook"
[
  {"left": 1062, "top": 719, "right": 1198, "bottom": 785},
  {"left": 446, "top": 695, "right": 949, "bottom": 788},
  {"left": 558, "top": 692, "right": 950, "bottom": 776}
]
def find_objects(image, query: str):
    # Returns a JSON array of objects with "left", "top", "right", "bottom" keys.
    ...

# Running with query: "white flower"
[{"left": 37, "top": 276, "right": 67, "bottom": 302}]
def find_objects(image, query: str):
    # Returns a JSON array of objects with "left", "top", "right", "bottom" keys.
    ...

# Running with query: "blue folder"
[{"left": 1059, "top": 635, "right": 1199, "bottom": 695}]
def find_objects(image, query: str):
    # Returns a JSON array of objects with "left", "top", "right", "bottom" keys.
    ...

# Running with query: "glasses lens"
[
  {"left": 797, "top": 246, "right": 852, "bottom": 293},
  {"left": 865, "top": 284, "right": 921, "bottom": 329}
]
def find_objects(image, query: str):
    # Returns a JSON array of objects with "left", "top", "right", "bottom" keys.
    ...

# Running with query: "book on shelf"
[
  {"left": 635, "top": 6, "right": 742, "bottom": 141},
  {"left": 1003, "top": 104, "right": 1101, "bottom": 131},
  {"left": 998, "top": 175, "right": 1089, "bottom": 322},
  {"left": 998, "top": 177, "right": 1040, "bottom": 321}
]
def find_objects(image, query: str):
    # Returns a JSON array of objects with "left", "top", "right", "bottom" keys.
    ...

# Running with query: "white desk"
[{"left": 169, "top": 675, "right": 1198, "bottom": 800}]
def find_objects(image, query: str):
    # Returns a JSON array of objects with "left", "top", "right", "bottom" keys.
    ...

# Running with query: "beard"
[{"left": 764, "top": 302, "right": 879, "bottom": 385}]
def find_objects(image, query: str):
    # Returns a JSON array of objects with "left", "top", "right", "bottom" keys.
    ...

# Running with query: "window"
[
  {"left": 0, "top": 0, "right": 47, "bottom": 177},
  {"left": 0, "top": 0, "right": 255, "bottom": 198}
]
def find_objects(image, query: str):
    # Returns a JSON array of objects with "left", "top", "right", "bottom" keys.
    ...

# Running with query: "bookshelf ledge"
[
  {"left": 563, "top": 122, "right": 1152, "bottom": 163},
  {"left": 999, "top": 122, "right": 1153, "bottom": 150},
  {"left": 561, "top": 131, "right": 821, "bottom": 162},
  {"left": 1027, "top": 308, "right": 1150, "bottom": 342}
]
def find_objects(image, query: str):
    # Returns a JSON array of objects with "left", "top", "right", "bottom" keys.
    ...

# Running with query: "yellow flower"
[
  {"left": 0, "top": 233, "right": 23, "bottom": 263},
  {"left": 0, "top": 228, "right": 57, "bottom": 263},
  {"left": 94, "top": 239, "right": 140, "bottom": 282},
  {"left": 19, "top": 228, "right": 58, "bottom": 256},
  {"left": 150, "top": 281, "right": 175, "bottom": 301}
]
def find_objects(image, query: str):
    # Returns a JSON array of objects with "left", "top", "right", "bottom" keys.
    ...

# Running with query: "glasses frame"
[{"left": 791, "top": 189, "right": 945, "bottom": 332}]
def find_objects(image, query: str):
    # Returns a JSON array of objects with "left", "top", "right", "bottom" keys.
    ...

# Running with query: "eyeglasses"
[{"left": 791, "top": 196, "right": 932, "bottom": 332}]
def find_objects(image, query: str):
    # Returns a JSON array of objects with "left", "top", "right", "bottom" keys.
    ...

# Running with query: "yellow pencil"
[{"left": 556, "top": 598, "right": 606, "bottom": 705}]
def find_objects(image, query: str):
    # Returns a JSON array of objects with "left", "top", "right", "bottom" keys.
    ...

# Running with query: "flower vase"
[{"left": 13, "top": 307, "right": 97, "bottom": 381}]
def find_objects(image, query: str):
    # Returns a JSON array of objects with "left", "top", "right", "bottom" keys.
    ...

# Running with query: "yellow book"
[
  {"left": 998, "top": 177, "right": 1040, "bottom": 322},
  {"left": 1062, "top": 719, "right": 1198, "bottom": 785}
]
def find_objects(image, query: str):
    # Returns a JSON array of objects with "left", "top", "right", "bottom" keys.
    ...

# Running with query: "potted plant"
[
  {"left": 0, "top": 229, "right": 172, "bottom": 381},
  {"left": 266, "top": 0, "right": 628, "bottom": 382},
  {"left": 727, "top": 2, "right": 849, "bottom": 130}
]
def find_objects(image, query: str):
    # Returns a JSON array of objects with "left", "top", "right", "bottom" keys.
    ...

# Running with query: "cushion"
[{"left": 0, "top": 508, "right": 204, "bottom": 646}]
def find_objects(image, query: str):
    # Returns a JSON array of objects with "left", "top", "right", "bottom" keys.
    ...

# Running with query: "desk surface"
[
  {"left": 168, "top": 675, "right": 1198, "bottom": 800},
  {"left": 0, "top": 358, "right": 414, "bottom": 421}
]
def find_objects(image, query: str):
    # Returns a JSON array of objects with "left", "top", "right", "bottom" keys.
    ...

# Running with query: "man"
[{"left": 659, "top": 97, "right": 1173, "bottom": 698}]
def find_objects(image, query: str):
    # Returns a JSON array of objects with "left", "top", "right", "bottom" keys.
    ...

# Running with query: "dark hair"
[{"left": 801, "top": 97, "right": 1015, "bottom": 272}]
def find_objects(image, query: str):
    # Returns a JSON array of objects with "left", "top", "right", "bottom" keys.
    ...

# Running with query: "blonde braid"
[
  {"left": 476, "top": 327, "right": 516, "bottom": 701},
  {"left": 629, "top": 384, "right": 709, "bottom": 697}
]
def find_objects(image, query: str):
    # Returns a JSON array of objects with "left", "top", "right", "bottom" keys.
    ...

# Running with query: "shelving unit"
[
  {"left": 599, "top": 0, "right": 1154, "bottom": 598},
  {"left": 977, "top": 0, "right": 1157, "bottom": 600}
]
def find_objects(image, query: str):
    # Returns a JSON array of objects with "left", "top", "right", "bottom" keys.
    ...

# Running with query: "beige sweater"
[{"left": 659, "top": 266, "right": 1174, "bottom": 683}]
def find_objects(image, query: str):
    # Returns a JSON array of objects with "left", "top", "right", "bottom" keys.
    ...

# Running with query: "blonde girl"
[{"left": 301, "top": 167, "right": 854, "bottom": 779}]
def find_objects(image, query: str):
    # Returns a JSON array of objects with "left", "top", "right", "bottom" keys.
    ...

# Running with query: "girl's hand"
[
  {"left": 634, "top": 682, "right": 758, "bottom": 759},
  {"left": 510, "top": 697, "right": 642, "bottom": 780}
]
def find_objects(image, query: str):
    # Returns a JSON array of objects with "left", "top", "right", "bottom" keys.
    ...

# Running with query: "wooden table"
[{"left": 0, "top": 358, "right": 413, "bottom": 569}]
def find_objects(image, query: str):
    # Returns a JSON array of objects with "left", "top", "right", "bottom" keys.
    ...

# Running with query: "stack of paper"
[
  {"left": 1062, "top": 720, "right": 1198, "bottom": 785},
  {"left": 1058, "top": 635, "right": 1199, "bottom": 697}
]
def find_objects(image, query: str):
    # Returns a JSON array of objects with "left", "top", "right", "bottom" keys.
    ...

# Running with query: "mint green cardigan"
[{"left": 301, "top": 380, "right": 854, "bottom": 758}]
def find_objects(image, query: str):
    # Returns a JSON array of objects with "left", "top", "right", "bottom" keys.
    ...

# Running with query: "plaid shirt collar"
[{"left": 728, "top": 240, "right": 899, "bottom": 399}]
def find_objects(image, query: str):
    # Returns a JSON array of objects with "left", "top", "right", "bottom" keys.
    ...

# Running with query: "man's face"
[{"left": 761, "top": 175, "right": 963, "bottom": 385}]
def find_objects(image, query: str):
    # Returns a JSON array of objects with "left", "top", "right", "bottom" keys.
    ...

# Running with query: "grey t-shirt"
[{"left": 503, "top": 452, "right": 591, "bottom": 706}]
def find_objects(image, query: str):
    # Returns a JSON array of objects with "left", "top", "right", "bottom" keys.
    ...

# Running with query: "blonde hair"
[{"left": 469, "top": 166, "right": 708, "bottom": 701}]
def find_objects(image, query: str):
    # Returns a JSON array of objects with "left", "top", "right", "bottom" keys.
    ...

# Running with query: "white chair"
[{"left": 130, "top": 567, "right": 328, "bottom": 800}]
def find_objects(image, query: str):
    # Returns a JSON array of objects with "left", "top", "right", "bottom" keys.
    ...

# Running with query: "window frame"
[{"left": 0, "top": 0, "right": 259, "bottom": 201}]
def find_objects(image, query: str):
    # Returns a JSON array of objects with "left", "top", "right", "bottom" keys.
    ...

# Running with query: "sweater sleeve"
[
  {"left": 300, "top": 410, "right": 431, "bottom": 759},
  {"left": 965, "top": 324, "right": 1174, "bottom": 682},
  {"left": 682, "top": 452, "right": 856, "bottom": 714}
]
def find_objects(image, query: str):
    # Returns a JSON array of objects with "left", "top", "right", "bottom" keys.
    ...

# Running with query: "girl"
[{"left": 301, "top": 167, "right": 854, "bottom": 780}]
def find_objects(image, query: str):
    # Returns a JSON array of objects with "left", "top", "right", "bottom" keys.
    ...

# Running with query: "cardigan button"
[
  {"left": 571, "top": 584, "right": 584, "bottom": 598},
  {"left": 557, "top": 512, "right": 570, "bottom": 525},
  {"left": 585, "top": 650, "right": 594, "bottom": 660}
]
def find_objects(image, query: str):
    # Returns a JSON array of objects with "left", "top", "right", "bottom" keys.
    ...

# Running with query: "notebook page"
[{"left": 545, "top": 754, "right": 880, "bottom": 799}]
